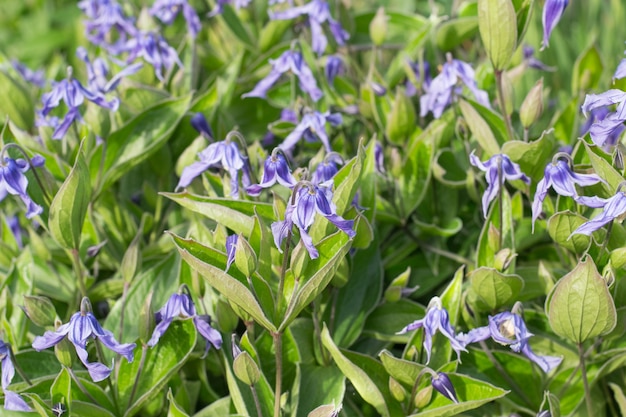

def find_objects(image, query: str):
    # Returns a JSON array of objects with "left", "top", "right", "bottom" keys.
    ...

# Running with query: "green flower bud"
[
  {"left": 234, "top": 235, "right": 257, "bottom": 277},
  {"left": 414, "top": 385, "right": 433, "bottom": 409},
  {"left": 478, "top": 0, "right": 517, "bottom": 70},
  {"left": 233, "top": 351, "right": 260, "bottom": 386},
  {"left": 53, "top": 320, "right": 73, "bottom": 367},
  {"left": 22, "top": 295, "right": 57, "bottom": 327},
  {"left": 519, "top": 79, "right": 544, "bottom": 129},
  {"left": 389, "top": 377, "right": 406, "bottom": 402},
  {"left": 369, "top": 7, "right": 388, "bottom": 46}
]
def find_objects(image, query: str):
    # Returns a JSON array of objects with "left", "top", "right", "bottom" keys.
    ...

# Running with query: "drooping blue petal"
[
  {"left": 573, "top": 192, "right": 626, "bottom": 235},
  {"left": 541, "top": 0, "right": 568, "bottom": 49}
]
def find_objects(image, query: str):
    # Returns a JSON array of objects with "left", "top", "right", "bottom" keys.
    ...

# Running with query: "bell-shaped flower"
[
  {"left": 374, "top": 141, "right": 385, "bottom": 174},
  {"left": 572, "top": 190, "right": 626, "bottom": 236},
  {"left": 147, "top": 288, "right": 223, "bottom": 356},
  {"left": 581, "top": 90, "right": 626, "bottom": 150},
  {"left": 225, "top": 235, "right": 238, "bottom": 271},
  {"left": 208, "top": 0, "right": 252, "bottom": 17},
  {"left": 615, "top": 59, "right": 626, "bottom": 82},
  {"left": 77, "top": 47, "right": 142, "bottom": 94},
  {"left": 325, "top": 55, "right": 344, "bottom": 85},
  {"left": 246, "top": 151, "right": 297, "bottom": 196},
  {"left": 78, "top": 0, "right": 137, "bottom": 54},
  {"left": 397, "top": 297, "right": 466, "bottom": 364},
  {"left": 11, "top": 60, "right": 45, "bottom": 88},
  {"left": 420, "top": 56, "right": 490, "bottom": 118},
  {"left": 0, "top": 340, "right": 32, "bottom": 411},
  {"left": 124, "top": 31, "right": 183, "bottom": 81},
  {"left": 457, "top": 311, "right": 562, "bottom": 373},
  {"left": 150, "top": 0, "right": 201, "bottom": 38},
  {"left": 0, "top": 155, "right": 45, "bottom": 219},
  {"left": 269, "top": 0, "right": 349, "bottom": 56},
  {"left": 32, "top": 298, "right": 136, "bottom": 382},
  {"left": 279, "top": 111, "right": 342, "bottom": 153},
  {"left": 176, "top": 134, "right": 252, "bottom": 197},
  {"left": 522, "top": 46, "right": 555, "bottom": 72},
  {"left": 272, "top": 182, "right": 355, "bottom": 259},
  {"left": 242, "top": 49, "right": 322, "bottom": 102},
  {"left": 431, "top": 372, "right": 458, "bottom": 404},
  {"left": 532, "top": 155, "right": 604, "bottom": 230},
  {"left": 311, "top": 153, "right": 343, "bottom": 184},
  {"left": 541, "top": 0, "right": 568, "bottom": 50},
  {"left": 190, "top": 113, "right": 214, "bottom": 140},
  {"left": 469, "top": 152, "right": 530, "bottom": 218}
]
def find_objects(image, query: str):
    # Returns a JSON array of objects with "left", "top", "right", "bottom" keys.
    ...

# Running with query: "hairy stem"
[
  {"left": 250, "top": 383, "right": 263, "bottom": 417},
  {"left": 71, "top": 249, "right": 88, "bottom": 299}
]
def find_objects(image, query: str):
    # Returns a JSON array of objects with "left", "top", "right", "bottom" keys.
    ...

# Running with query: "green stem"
[
  {"left": 497, "top": 157, "right": 504, "bottom": 251},
  {"left": 578, "top": 343, "right": 594, "bottom": 417},
  {"left": 67, "top": 367, "right": 101, "bottom": 406},
  {"left": 71, "top": 249, "right": 88, "bottom": 299},
  {"left": 495, "top": 70, "right": 514, "bottom": 142},
  {"left": 127, "top": 345, "right": 148, "bottom": 409},
  {"left": 250, "top": 383, "right": 263, "bottom": 417},
  {"left": 272, "top": 331, "right": 283, "bottom": 417},
  {"left": 95, "top": 340, "right": 120, "bottom": 413},
  {"left": 276, "top": 232, "right": 292, "bottom": 318}
]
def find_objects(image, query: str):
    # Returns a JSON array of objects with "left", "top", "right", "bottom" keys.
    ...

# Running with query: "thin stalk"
[
  {"left": 497, "top": 157, "right": 504, "bottom": 251},
  {"left": 495, "top": 70, "right": 514, "bottom": 142},
  {"left": 600, "top": 220, "right": 614, "bottom": 254},
  {"left": 578, "top": 343, "right": 594, "bottom": 417},
  {"left": 478, "top": 341, "right": 534, "bottom": 408},
  {"left": 523, "top": 128, "right": 529, "bottom": 143},
  {"left": 67, "top": 367, "right": 101, "bottom": 406},
  {"left": 127, "top": 345, "right": 148, "bottom": 408},
  {"left": 276, "top": 233, "right": 292, "bottom": 318},
  {"left": 250, "top": 383, "right": 263, "bottom": 417},
  {"left": 95, "top": 340, "right": 120, "bottom": 413},
  {"left": 71, "top": 249, "right": 88, "bottom": 299},
  {"left": 272, "top": 331, "right": 283, "bottom": 417},
  {"left": 9, "top": 348, "right": 32, "bottom": 386},
  {"left": 117, "top": 282, "right": 130, "bottom": 342}
]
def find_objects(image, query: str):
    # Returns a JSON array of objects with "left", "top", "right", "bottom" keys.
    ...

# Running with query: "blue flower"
[
  {"left": 242, "top": 49, "right": 322, "bottom": 102},
  {"left": 124, "top": 31, "right": 183, "bottom": 81},
  {"left": 272, "top": 182, "right": 355, "bottom": 259},
  {"left": 325, "top": 55, "right": 344, "bottom": 85},
  {"left": 0, "top": 155, "right": 45, "bottom": 219},
  {"left": 581, "top": 90, "right": 626, "bottom": 150},
  {"left": 532, "top": 156, "right": 604, "bottom": 230},
  {"left": 457, "top": 311, "right": 562, "bottom": 373},
  {"left": 572, "top": 191, "right": 626, "bottom": 236},
  {"left": 405, "top": 60, "right": 431, "bottom": 97},
  {"left": 246, "top": 151, "right": 297, "bottom": 196},
  {"left": 176, "top": 134, "right": 252, "bottom": 197},
  {"left": 522, "top": 46, "right": 555, "bottom": 72},
  {"left": 420, "top": 56, "right": 490, "bottom": 118},
  {"left": 311, "top": 153, "right": 343, "bottom": 184},
  {"left": 541, "top": 0, "right": 568, "bottom": 50},
  {"left": 147, "top": 289, "right": 223, "bottom": 356},
  {"left": 78, "top": 0, "right": 137, "bottom": 54},
  {"left": 396, "top": 297, "right": 466, "bottom": 364},
  {"left": 32, "top": 298, "right": 136, "bottom": 382},
  {"left": 470, "top": 152, "right": 530, "bottom": 218},
  {"left": 270, "top": 0, "right": 349, "bottom": 56},
  {"left": 279, "top": 111, "right": 342, "bottom": 153},
  {"left": 76, "top": 47, "right": 142, "bottom": 94},
  {"left": 226, "top": 234, "right": 238, "bottom": 271},
  {"left": 11, "top": 60, "right": 46, "bottom": 88},
  {"left": 0, "top": 340, "right": 32, "bottom": 411},
  {"left": 150, "top": 0, "right": 201, "bottom": 39},
  {"left": 190, "top": 113, "right": 214, "bottom": 140},
  {"left": 615, "top": 58, "right": 626, "bottom": 82},
  {"left": 431, "top": 372, "right": 458, "bottom": 404}
]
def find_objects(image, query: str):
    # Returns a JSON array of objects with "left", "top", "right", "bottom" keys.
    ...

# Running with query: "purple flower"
[
  {"left": 190, "top": 113, "right": 214, "bottom": 140},
  {"left": 374, "top": 141, "right": 385, "bottom": 174},
  {"left": 615, "top": 59, "right": 626, "bottom": 82},
  {"left": 541, "top": 0, "right": 568, "bottom": 50},
  {"left": 0, "top": 155, "right": 45, "bottom": 219},
  {"left": 279, "top": 111, "right": 342, "bottom": 153},
  {"left": 572, "top": 191, "right": 626, "bottom": 236},
  {"left": 457, "top": 311, "right": 562, "bottom": 373},
  {"left": 269, "top": 0, "right": 349, "bottom": 56},
  {"left": 420, "top": 57, "right": 490, "bottom": 118},
  {"left": 396, "top": 297, "right": 466, "bottom": 363},
  {"left": 522, "top": 46, "right": 555, "bottom": 72},
  {"left": 147, "top": 289, "right": 223, "bottom": 356},
  {"left": 581, "top": 90, "right": 626, "bottom": 150},
  {"left": 76, "top": 47, "right": 142, "bottom": 94},
  {"left": 371, "top": 82, "right": 387, "bottom": 97},
  {"left": 226, "top": 235, "right": 238, "bottom": 271},
  {"left": 78, "top": 0, "right": 137, "bottom": 54},
  {"left": 124, "top": 31, "right": 183, "bottom": 81},
  {"left": 38, "top": 69, "right": 119, "bottom": 140},
  {"left": 11, "top": 60, "right": 45, "bottom": 88},
  {"left": 176, "top": 135, "right": 252, "bottom": 198},
  {"left": 242, "top": 49, "right": 322, "bottom": 102},
  {"left": 7, "top": 216, "right": 23, "bottom": 249},
  {"left": 272, "top": 182, "right": 355, "bottom": 259},
  {"left": 32, "top": 298, "right": 136, "bottom": 382},
  {"left": 311, "top": 153, "right": 343, "bottom": 184},
  {"left": 246, "top": 151, "right": 297, "bottom": 196},
  {"left": 469, "top": 152, "right": 530, "bottom": 218},
  {"left": 405, "top": 60, "right": 431, "bottom": 97},
  {"left": 208, "top": 0, "right": 252, "bottom": 17},
  {"left": 0, "top": 340, "right": 32, "bottom": 411},
  {"left": 325, "top": 55, "right": 344, "bottom": 85},
  {"left": 532, "top": 156, "right": 604, "bottom": 230},
  {"left": 150, "top": 0, "right": 201, "bottom": 39},
  {"left": 431, "top": 373, "right": 458, "bottom": 404}
]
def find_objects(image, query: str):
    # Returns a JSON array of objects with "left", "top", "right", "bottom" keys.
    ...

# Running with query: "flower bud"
[
  {"left": 234, "top": 235, "right": 257, "bottom": 277},
  {"left": 22, "top": 296, "right": 57, "bottom": 327},
  {"left": 290, "top": 240, "right": 309, "bottom": 280},
  {"left": 413, "top": 385, "right": 433, "bottom": 409},
  {"left": 233, "top": 351, "right": 260, "bottom": 385},
  {"left": 369, "top": 7, "right": 388, "bottom": 46},
  {"left": 388, "top": 377, "right": 406, "bottom": 402},
  {"left": 520, "top": 79, "right": 544, "bottom": 129},
  {"left": 478, "top": 0, "right": 517, "bottom": 70},
  {"left": 431, "top": 372, "right": 459, "bottom": 403}
]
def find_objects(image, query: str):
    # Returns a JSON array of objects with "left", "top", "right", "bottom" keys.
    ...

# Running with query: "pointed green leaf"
[
  {"left": 50, "top": 368, "right": 71, "bottom": 414},
  {"left": 477, "top": 0, "right": 517, "bottom": 70},
  {"left": 167, "top": 388, "right": 191, "bottom": 417},
  {"left": 547, "top": 256, "right": 617, "bottom": 343},
  {"left": 398, "top": 128, "right": 435, "bottom": 218},
  {"left": 48, "top": 141, "right": 91, "bottom": 250},
  {"left": 291, "top": 364, "right": 345, "bottom": 417},
  {"left": 468, "top": 267, "right": 524, "bottom": 312},
  {"left": 584, "top": 141, "right": 622, "bottom": 192},
  {"left": 0, "top": 70, "right": 34, "bottom": 130},
  {"left": 459, "top": 99, "right": 500, "bottom": 156},
  {"left": 572, "top": 44, "right": 603, "bottom": 93}
]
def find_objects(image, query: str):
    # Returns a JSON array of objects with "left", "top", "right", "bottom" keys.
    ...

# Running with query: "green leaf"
[
  {"left": 167, "top": 388, "right": 191, "bottom": 417},
  {"left": 584, "top": 141, "right": 622, "bottom": 192},
  {"left": 291, "top": 364, "right": 345, "bottom": 417},
  {"left": 547, "top": 211, "right": 592, "bottom": 254},
  {"left": 365, "top": 299, "right": 425, "bottom": 343},
  {"left": 459, "top": 99, "right": 500, "bottom": 156},
  {"left": 436, "top": 17, "right": 479, "bottom": 51},
  {"left": 572, "top": 43, "right": 603, "bottom": 93},
  {"left": 170, "top": 233, "right": 276, "bottom": 332},
  {"left": 477, "top": 0, "right": 517, "bottom": 70},
  {"left": 90, "top": 95, "right": 190, "bottom": 196},
  {"left": 468, "top": 267, "right": 524, "bottom": 312},
  {"left": 219, "top": 6, "right": 255, "bottom": 48},
  {"left": 476, "top": 189, "right": 514, "bottom": 268},
  {"left": 440, "top": 266, "right": 464, "bottom": 326},
  {"left": 386, "top": 87, "right": 416, "bottom": 145},
  {"left": 117, "top": 321, "right": 197, "bottom": 417},
  {"left": 48, "top": 140, "right": 91, "bottom": 250},
  {"left": 502, "top": 133, "right": 556, "bottom": 182},
  {"left": 547, "top": 256, "right": 617, "bottom": 344},
  {"left": 0, "top": 70, "right": 34, "bottom": 130},
  {"left": 50, "top": 368, "right": 71, "bottom": 414},
  {"left": 609, "top": 383, "right": 626, "bottom": 417},
  {"left": 321, "top": 325, "right": 390, "bottom": 417},
  {"left": 379, "top": 350, "right": 424, "bottom": 386},
  {"left": 398, "top": 128, "right": 435, "bottom": 218}
]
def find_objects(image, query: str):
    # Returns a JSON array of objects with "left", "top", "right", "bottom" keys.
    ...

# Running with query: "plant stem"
[
  {"left": 272, "top": 331, "right": 283, "bottom": 417},
  {"left": 276, "top": 233, "right": 292, "bottom": 318},
  {"left": 578, "top": 343, "right": 594, "bottom": 417},
  {"left": 495, "top": 70, "right": 514, "bottom": 142},
  {"left": 128, "top": 345, "right": 148, "bottom": 409},
  {"left": 68, "top": 367, "right": 101, "bottom": 406},
  {"left": 497, "top": 157, "right": 504, "bottom": 251},
  {"left": 71, "top": 249, "right": 88, "bottom": 299},
  {"left": 95, "top": 340, "right": 120, "bottom": 413},
  {"left": 250, "top": 383, "right": 263, "bottom": 417}
]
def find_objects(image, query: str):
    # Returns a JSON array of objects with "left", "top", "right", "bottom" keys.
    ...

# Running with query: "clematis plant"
[
  {"left": 581, "top": 89, "right": 626, "bottom": 150},
  {"left": 0, "top": 340, "right": 32, "bottom": 411},
  {"left": 246, "top": 149, "right": 297, "bottom": 196},
  {"left": 541, "top": 0, "right": 568, "bottom": 49},
  {"left": 150, "top": 0, "right": 201, "bottom": 39},
  {"left": 0, "top": 148, "right": 45, "bottom": 219},
  {"left": 572, "top": 185, "right": 626, "bottom": 236},
  {"left": 279, "top": 110, "right": 342, "bottom": 153}
]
